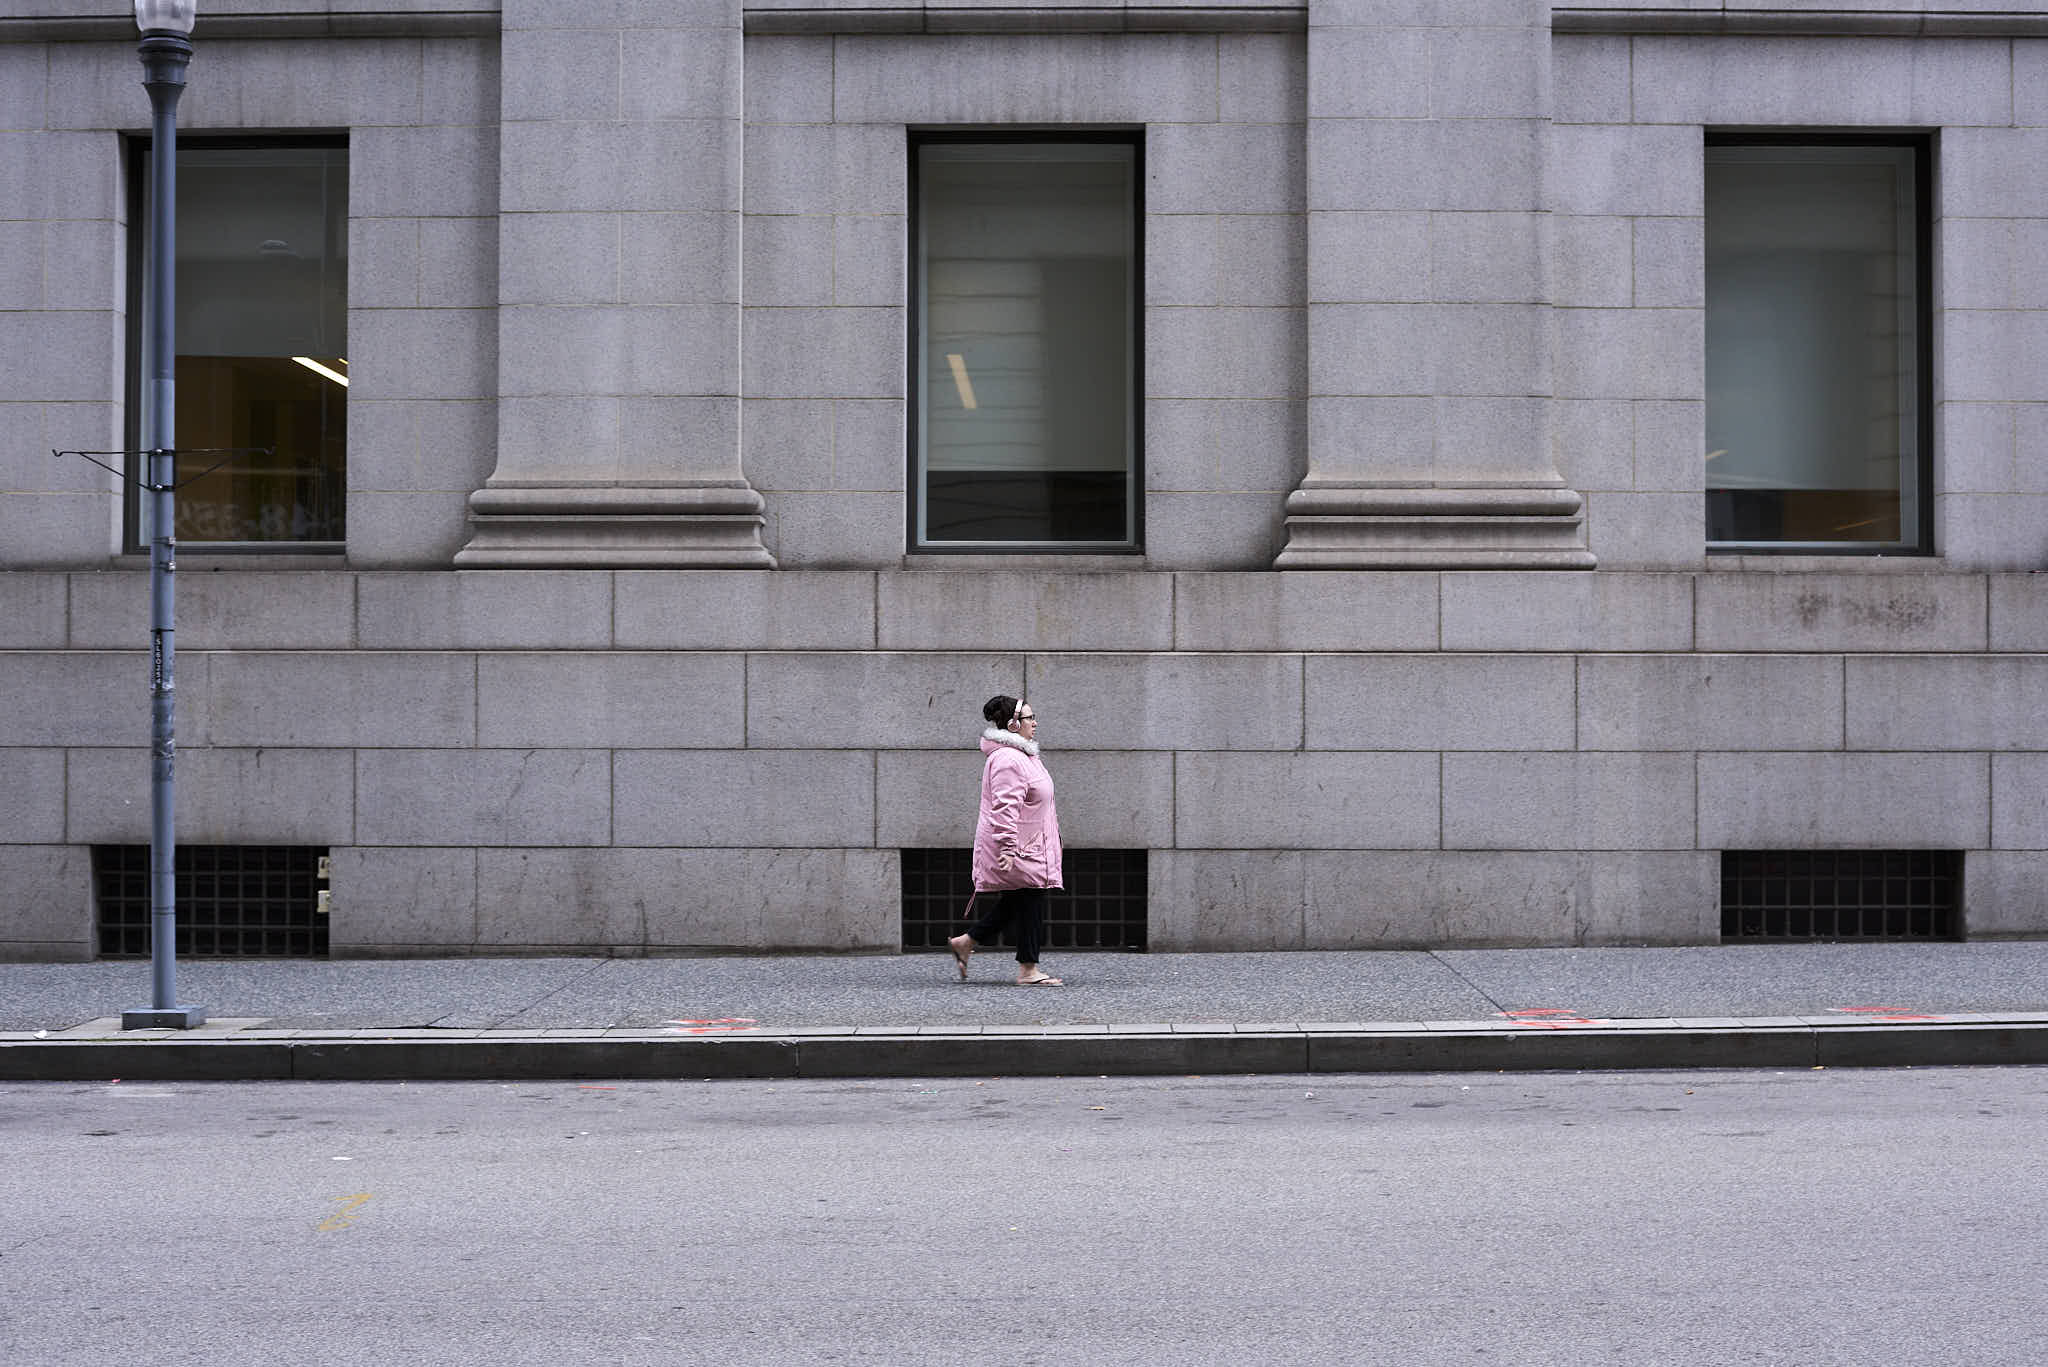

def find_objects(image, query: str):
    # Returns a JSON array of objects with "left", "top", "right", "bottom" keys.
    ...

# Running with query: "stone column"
[
  {"left": 1278, "top": 0, "right": 1592, "bottom": 568},
  {"left": 457, "top": 0, "right": 774, "bottom": 567}
]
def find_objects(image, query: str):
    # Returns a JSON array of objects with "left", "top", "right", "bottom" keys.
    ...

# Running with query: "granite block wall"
[
  {"left": 1552, "top": 29, "right": 2042, "bottom": 571},
  {"left": 3, "top": 568, "right": 2046, "bottom": 956},
  {"left": 740, "top": 25, "right": 1308, "bottom": 568},
  {"left": 5, "top": 5, "right": 2048, "bottom": 957},
  {"left": 0, "top": 28, "right": 500, "bottom": 570},
  {"left": 5, "top": 15, "right": 2039, "bottom": 576}
]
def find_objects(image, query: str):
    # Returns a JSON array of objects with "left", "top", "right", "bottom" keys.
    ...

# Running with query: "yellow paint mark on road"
[{"left": 318, "top": 1194, "right": 374, "bottom": 1232}]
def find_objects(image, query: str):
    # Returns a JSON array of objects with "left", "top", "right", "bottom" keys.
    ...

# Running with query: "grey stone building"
[{"left": 2, "top": 0, "right": 2045, "bottom": 959}]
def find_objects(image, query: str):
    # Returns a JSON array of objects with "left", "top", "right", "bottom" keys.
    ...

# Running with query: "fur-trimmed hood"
[{"left": 981, "top": 726, "right": 1040, "bottom": 757}]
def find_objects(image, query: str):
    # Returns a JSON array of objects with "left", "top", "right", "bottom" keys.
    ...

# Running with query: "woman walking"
[{"left": 949, "top": 694, "right": 1064, "bottom": 986}]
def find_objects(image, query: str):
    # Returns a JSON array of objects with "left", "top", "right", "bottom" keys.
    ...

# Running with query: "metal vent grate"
[
  {"left": 93, "top": 845, "right": 329, "bottom": 958},
  {"left": 901, "top": 848, "right": 1148, "bottom": 951},
  {"left": 1720, "top": 850, "right": 1961, "bottom": 941}
]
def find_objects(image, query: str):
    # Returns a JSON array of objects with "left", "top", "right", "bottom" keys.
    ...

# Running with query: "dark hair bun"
[{"left": 983, "top": 694, "right": 1018, "bottom": 726}]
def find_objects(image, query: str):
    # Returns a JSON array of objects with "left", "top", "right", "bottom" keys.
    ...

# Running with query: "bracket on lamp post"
[
  {"left": 55, "top": 446, "right": 272, "bottom": 492},
  {"left": 54, "top": 446, "right": 271, "bottom": 493}
]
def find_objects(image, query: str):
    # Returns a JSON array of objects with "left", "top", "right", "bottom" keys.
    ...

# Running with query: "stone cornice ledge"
[
  {"left": 1553, "top": 7, "right": 2048, "bottom": 36},
  {"left": 0, "top": 6, "right": 497, "bottom": 41},
  {"left": 744, "top": 4, "right": 1306, "bottom": 34}
]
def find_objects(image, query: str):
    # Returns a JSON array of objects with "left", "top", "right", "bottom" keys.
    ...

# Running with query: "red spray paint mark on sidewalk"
[
  {"left": 1497, "top": 1008, "right": 1604, "bottom": 1030},
  {"left": 665, "top": 1017, "right": 760, "bottom": 1035},
  {"left": 1828, "top": 1006, "right": 1946, "bottom": 1023}
]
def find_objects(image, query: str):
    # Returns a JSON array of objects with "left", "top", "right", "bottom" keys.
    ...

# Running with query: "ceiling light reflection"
[{"left": 292, "top": 356, "right": 349, "bottom": 387}]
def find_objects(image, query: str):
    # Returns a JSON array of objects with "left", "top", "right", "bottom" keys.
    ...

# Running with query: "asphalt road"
[{"left": 4, "top": 1069, "right": 2045, "bottom": 1366}]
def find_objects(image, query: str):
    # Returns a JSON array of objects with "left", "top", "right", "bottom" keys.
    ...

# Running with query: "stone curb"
[{"left": 4, "top": 1021, "right": 2047, "bottom": 1081}]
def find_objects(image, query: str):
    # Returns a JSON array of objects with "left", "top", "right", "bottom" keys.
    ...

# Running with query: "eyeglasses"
[{"left": 1015, "top": 712, "right": 1036, "bottom": 723}]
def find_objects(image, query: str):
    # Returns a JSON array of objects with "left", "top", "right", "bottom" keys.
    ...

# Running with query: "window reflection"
[
  {"left": 916, "top": 141, "right": 1136, "bottom": 548},
  {"left": 1705, "top": 143, "right": 1923, "bottom": 550},
  {"left": 136, "top": 143, "right": 348, "bottom": 546}
]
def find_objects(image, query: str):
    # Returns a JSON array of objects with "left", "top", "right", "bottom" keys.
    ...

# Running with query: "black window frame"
[
  {"left": 123, "top": 132, "right": 351, "bottom": 555},
  {"left": 906, "top": 127, "right": 1146, "bottom": 555},
  {"left": 1703, "top": 129, "right": 1936, "bottom": 557}
]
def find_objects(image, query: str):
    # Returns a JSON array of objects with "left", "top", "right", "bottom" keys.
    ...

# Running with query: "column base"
[
  {"left": 1275, "top": 485, "right": 1595, "bottom": 570},
  {"left": 455, "top": 483, "right": 777, "bottom": 569}
]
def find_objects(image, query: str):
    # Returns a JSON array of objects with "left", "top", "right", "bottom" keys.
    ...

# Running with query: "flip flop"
[
  {"left": 949, "top": 936, "right": 973, "bottom": 980},
  {"left": 1017, "top": 973, "right": 1063, "bottom": 987}
]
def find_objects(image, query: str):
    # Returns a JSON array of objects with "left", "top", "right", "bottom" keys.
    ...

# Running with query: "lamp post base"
[{"left": 122, "top": 1006, "right": 206, "bottom": 1030}]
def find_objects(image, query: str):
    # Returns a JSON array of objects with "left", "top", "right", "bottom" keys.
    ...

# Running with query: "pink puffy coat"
[{"left": 971, "top": 729, "right": 1063, "bottom": 892}]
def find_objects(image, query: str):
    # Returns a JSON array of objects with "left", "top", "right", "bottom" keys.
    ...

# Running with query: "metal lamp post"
[{"left": 124, "top": 0, "right": 204, "bottom": 1030}]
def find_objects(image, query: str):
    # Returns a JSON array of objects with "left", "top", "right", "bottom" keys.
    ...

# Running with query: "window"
[
  {"left": 911, "top": 136, "right": 1139, "bottom": 550},
  {"left": 1705, "top": 136, "right": 1931, "bottom": 552},
  {"left": 128, "top": 140, "right": 348, "bottom": 549}
]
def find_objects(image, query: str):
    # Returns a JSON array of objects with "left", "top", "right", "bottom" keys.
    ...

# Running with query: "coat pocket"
[{"left": 1010, "top": 838, "right": 1051, "bottom": 887}]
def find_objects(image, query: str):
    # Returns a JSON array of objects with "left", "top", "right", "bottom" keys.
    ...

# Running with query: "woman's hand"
[{"left": 997, "top": 851, "right": 1014, "bottom": 872}]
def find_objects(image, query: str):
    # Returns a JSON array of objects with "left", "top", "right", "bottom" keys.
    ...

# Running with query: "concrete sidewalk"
[{"left": 5, "top": 942, "right": 2048, "bottom": 1080}]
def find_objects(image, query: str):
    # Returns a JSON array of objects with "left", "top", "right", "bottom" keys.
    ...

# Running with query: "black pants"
[{"left": 967, "top": 887, "right": 1050, "bottom": 964}]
